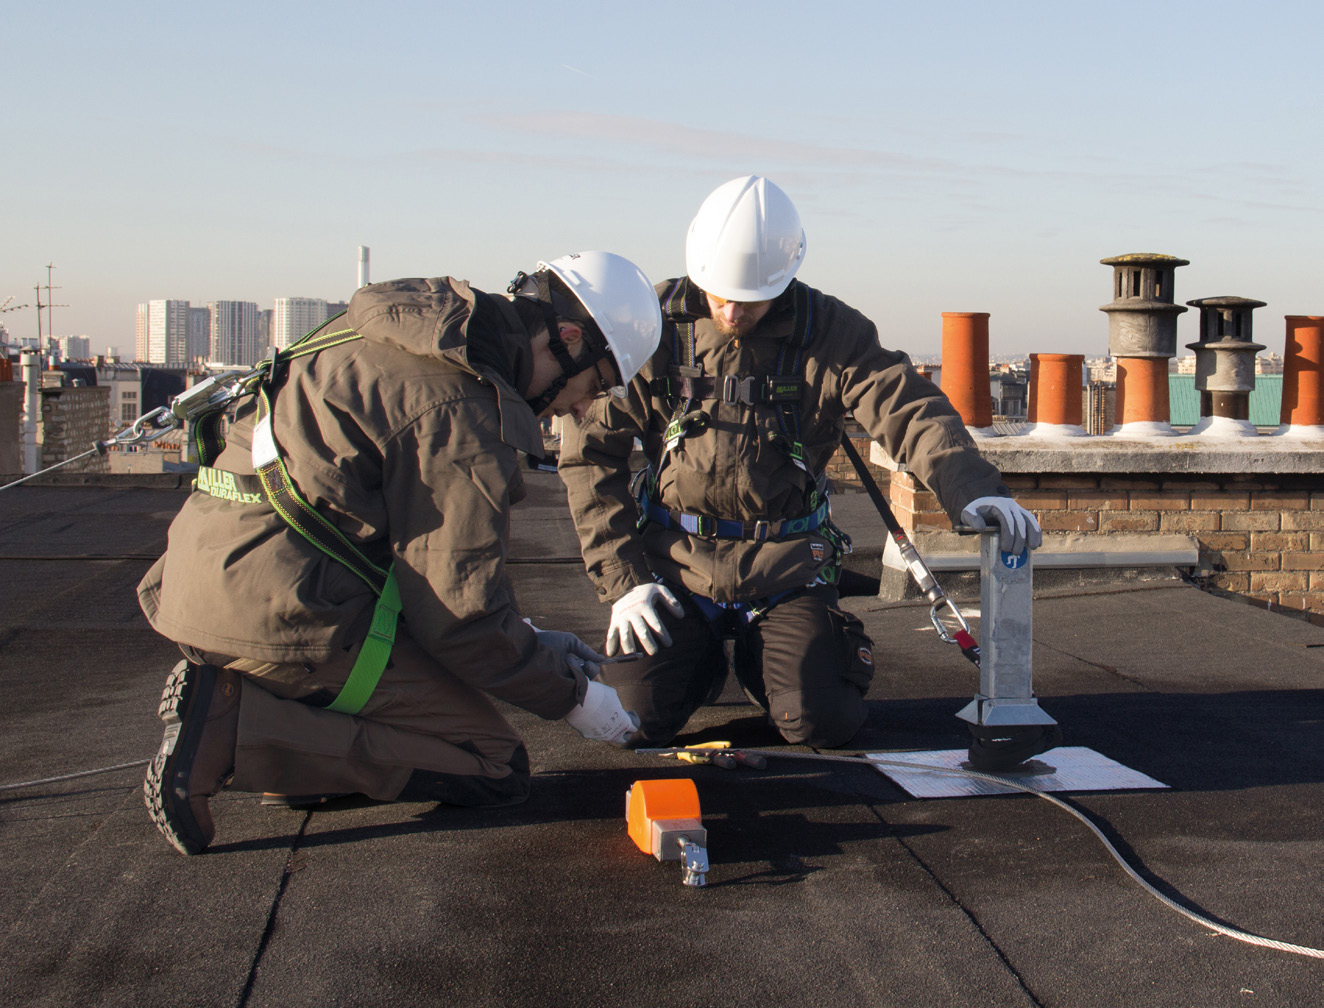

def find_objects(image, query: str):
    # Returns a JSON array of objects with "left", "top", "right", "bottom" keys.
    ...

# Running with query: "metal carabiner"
[
  {"left": 124, "top": 407, "right": 181, "bottom": 445},
  {"left": 168, "top": 368, "right": 257, "bottom": 423},
  {"left": 929, "top": 595, "right": 972, "bottom": 645}
]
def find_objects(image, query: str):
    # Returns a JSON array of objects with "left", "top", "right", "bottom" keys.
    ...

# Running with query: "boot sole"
[{"left": 143, "top": 661, "right": 217, "bottom": 855}]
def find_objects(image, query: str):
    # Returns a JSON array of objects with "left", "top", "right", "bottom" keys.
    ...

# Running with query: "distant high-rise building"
[
  {"left": 271, "top": 298, "right": 329, "bottom": 351},
  {"left": 135, "top": 304, "right": 148, "bottom": 361},
  {"left": 257, "top": 309, "right": 272, "bottom": 359},
  {"left": 187, "top": 306, "right": 211, "bottom": 363},
  {"left": 1085, "top": 380, "right": 1115, "bottom": 434},
  {"left": 139, "top": 300, "right": 190, "bottom": 365},
  {"left": 56, "top": 335, "right": 92, "bottom": 360},
  {"left": 209, "top": 300, "right": 261, "bottom": 366}
]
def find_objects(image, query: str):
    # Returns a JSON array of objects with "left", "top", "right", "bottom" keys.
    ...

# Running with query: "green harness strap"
[
  {"left": 324, "top": 566, "right": 402, "bottom": 714},
  {"left": 251, "top": 385, "right": 389, "bottom": 596},
  {"left": 189, "top": 314, "right": 400, "bottom": 716}
]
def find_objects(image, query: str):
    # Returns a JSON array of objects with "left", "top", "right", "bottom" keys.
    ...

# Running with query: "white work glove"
[
  {"left": 959, "top": 496, "right": 1043, "bottom": 556},
  {"left": 564, "top": 679, "right": 640, "bottom": 745},
  {"left": 606, "top": 582, "right": 684, "bottom": 656},
  {"left": 524, "top": 619, "right": 610, "bottom": 679}
]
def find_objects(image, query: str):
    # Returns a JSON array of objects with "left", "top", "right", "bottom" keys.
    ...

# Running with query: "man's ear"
[{"left": 558, "top": 322, "right": 584, "bottom": 348}]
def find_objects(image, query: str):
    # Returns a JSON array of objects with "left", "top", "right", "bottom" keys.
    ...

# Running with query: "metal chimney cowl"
[
  {"left": 1099, "top": 253, "right": 1190, "bottom": 358},
  {"left": 1185, "top": 296, "right": 1266, "bottom": 398}
]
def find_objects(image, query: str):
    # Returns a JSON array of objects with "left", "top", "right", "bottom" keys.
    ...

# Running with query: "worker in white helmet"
[
  {"left": 140, "top": 252, "right": 662, "bottom": 855},
  {"left": 560, "top": 178, "right": 1041, "bottom": 749}
]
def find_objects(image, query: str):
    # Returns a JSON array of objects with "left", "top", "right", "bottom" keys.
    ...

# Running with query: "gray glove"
[
  {"left": 959, "top": 496, "right": 1043, "bottom": 556},
  {"left": 525, "top": 619, "right": 610, "bottom": 679}
]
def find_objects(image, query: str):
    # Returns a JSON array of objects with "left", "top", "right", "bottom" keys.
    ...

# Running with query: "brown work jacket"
[
  {"left": 138, "top": 277, "right": 586, "bottom": 720},
  {"left": 559, "top": 278, "right": 1009, "bottom": 605}
]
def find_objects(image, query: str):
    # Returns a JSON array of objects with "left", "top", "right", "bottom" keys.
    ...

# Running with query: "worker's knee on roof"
[
  {"left": 397, "top": 744, "right": 532, "bottom": 806},
  {"left": 600, "top": 670, "right": 707, "bottom": 748},
  {"left": 769, "top": 689, "right": 867, "bottom": 748},
  {"left": 618, "top": 709, "right": 686, "bottom": 750}
]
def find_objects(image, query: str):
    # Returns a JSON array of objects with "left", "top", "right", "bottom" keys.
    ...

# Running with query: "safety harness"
[
  {"left": 187, "top": 317, "right": 401, "bottom": 715},
  {"left": 636, "top": 278, "right": 851, "bottom": 583}
]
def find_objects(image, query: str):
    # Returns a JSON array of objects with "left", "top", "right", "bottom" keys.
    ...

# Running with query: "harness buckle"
[
  {"left": 753, "top": 520, "right": 770, "bottom": 541},
  {"left": 722, "top": 375, "right": 759, "bottom": 405},
  {"left": 678, "top": 513, "right": 714, "bottom": 537}
]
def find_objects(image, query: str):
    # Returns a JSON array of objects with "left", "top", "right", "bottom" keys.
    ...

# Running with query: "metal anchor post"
[{"left": 956, "top": 529, "right": 1060, "bottom": 769}]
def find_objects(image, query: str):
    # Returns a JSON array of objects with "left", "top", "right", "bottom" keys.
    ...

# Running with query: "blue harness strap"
[
  {"left": 637, "top": 488, "right": 829, "bottom": 541},
  {"left": 687, "top": 586, "right": 801, "bottom": 630}
]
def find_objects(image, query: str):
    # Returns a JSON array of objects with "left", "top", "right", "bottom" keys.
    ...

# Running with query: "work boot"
[{"left": 143, "top": 660, "right": 240, "bottom": 855}]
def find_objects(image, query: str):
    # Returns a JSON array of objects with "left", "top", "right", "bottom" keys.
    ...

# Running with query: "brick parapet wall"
[
  {"left": 0, "top": 382, "right": 21, "bottom": 474},
  {"left": 40, "top": 386, "right": 110, "bottom": 475},
  {"left": 824, "top": 423, "right": 890, "bottom": 492},
  {"left": 870, "top": 436, "right": 1324, "bottom": 619}
]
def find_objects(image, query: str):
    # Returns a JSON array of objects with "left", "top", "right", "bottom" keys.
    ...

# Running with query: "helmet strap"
[{"left": 510, "top": 267, "right": 620, "bottom": 412}]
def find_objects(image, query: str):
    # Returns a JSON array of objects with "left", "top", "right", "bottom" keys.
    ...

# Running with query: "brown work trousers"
[
  {"left": 187, "top": 626, "right": 529, "bottom": 805},
  {"left": 601, "top": 583, "right": 875, "bottom": 749}
]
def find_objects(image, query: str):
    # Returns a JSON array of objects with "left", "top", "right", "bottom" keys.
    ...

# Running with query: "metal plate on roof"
[{"left": 868, "top": 746, "right": 1169, "bottom": 799}]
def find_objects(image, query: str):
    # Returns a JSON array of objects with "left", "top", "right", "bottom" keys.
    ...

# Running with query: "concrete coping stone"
[
  {"left": 870, "top": 436, "right": 1324, "bottom": 475},
  {"left": 882, "top": 532, "right": 1199, "bottom": 571}
]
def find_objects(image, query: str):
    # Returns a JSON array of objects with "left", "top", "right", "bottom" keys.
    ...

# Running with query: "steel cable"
[
  {"left": 0, "top": 759, "right": 149, "bottom": 793},
  {"left": 641, "top": 746, "right": 1324, "bottom": 960}
]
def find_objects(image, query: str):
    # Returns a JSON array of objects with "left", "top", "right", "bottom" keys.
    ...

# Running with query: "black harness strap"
[{"left": 837, "top": 434, "right": 982, "bottom": 670}]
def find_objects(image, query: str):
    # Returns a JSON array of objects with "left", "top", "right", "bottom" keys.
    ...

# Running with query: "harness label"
[{"left": 196, "top": 467, "right": 262, "bottom": 504}]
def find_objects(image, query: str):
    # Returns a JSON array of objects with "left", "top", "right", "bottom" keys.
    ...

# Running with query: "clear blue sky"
[{"left": 4, "top": 1, "right": 1321, "bottom": 359}]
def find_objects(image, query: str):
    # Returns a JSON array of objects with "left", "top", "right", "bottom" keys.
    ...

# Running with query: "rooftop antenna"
[
  {"left": 0, "top": 297, "right": 30, "bottom": 356},
  {"left": 38, "top": 263, "right": 67, "bottom": 345}
]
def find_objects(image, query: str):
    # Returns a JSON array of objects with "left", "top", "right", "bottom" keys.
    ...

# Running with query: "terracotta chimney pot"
[
  {"left": 1026, "top": 353, "right": 1086, "bottom": 436},
  {"left": 1114, "top": 357, "right": 1175, "bottom": 435},
  {"left": 1280, "top": 316, "right": 1324, "bottom": 431},
  {"left": 940, "top": 312, "right": 995, "bottom": 433}
]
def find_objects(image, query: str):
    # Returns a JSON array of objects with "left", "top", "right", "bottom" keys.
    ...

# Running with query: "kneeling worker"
[
  {"left": 559, "top": 179, "right": 1042, "bottom": 750},
  {"left": 140, "top": 251, "right": 663, "bottom": 855}
]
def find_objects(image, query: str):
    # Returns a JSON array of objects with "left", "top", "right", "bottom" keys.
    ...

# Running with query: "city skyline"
[{"left": 5, "top": 2, "right": 1322, "bottom": 361}]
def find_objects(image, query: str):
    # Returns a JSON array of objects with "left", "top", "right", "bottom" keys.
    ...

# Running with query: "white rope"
[{"left": 643, "top": 747, "right": 1324, "bottom": 960}]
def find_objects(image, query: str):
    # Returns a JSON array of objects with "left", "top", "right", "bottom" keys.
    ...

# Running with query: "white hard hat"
[
  {"left": 685, "top": 175, "right": 806, "bottom": 302},
  {"left": 538, "top": 251, "right": 662, "bottom": 385}
]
